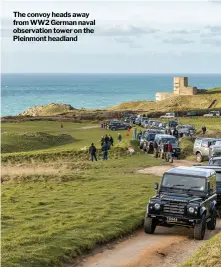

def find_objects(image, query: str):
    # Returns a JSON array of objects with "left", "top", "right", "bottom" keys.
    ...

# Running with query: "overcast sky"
[{"left": 1, "top": 1, "right": 221, "bottom": 73}]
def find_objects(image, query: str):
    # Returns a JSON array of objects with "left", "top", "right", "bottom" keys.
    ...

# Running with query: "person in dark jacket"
[
  {"left": 102, "top": 141, "right": 109, "bottom": 160},
  {"left": 104, "top": 134, "right": 109, "bottom": 143},
  {"left": 202, "top": 125, "right": 206, "bottom": 136},
  {"left": 169, "top": 127, "right": 179, "bottom": 139},
  {"left": 117, "top": 133, "right": 122, "bottom": 142},
  {"left": 153, "top": 140, "right": 158, "bottom": 155},
  {"left": 109, "top": 135, "right": 114, "bottom": 146},
  {"left": 89, "top": 143, "right": 97, "bottom": 162}
]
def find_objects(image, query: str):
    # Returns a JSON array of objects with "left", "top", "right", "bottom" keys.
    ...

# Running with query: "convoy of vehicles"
[{"left": 144, "top": 166, "right": 217, "bottom": 240}]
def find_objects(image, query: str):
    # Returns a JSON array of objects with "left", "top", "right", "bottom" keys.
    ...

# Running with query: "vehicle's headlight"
[
  {"left": 188, "top": 207, "right": 195, "bottom": 214},
  {"left": 154, "top": 203, "right": 161, "bottom": 210}
]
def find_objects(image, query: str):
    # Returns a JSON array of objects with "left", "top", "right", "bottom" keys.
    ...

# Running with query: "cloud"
[
  {"left": 162, "top": 38, "right": 194, "bottom": 44},
  {"left": 206, "top": 25, "right": 221, "bottom": 33},
  {"left": 201, "top": 38, "right": 221, "bottom": 46},
  {"left": 95, "top": 25, "right": 159, "bottom": 37}
]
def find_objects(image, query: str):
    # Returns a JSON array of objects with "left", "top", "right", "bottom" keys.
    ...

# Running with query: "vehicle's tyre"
[
  {"left": 207, "top": 209, "right": 217, "bottom": 230},
  {"left": 194, "top": 215, "right": 206, "bottom": 240},
  {"left": 144, "top": 217, "right": 157, "bottom": 234},
  {"left": 196, "top": 152, "right": 203, "bottom": 162}
]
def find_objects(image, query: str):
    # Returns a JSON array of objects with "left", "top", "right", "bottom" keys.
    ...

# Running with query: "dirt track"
[{"left": 74, "top": 160, "right": 221, "bottom": 267}]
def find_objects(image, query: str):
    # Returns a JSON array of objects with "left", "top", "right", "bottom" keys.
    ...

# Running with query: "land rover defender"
[{"left": 144, "top": 166, "right": 217, "bottom": 240}]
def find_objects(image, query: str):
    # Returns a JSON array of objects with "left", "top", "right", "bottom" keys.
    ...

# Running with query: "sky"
[{"left": 1, "top": 0, "right": 221, "bottom": 73}]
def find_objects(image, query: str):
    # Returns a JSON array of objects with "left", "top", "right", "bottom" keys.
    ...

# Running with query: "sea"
[{"left": 1, "top": 73, "right": 221, "bottom": 116}]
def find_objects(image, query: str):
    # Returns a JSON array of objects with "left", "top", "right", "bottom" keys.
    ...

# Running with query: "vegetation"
[
  {"left": 180, "top": 232, "right": 221, "bottom": 267},
  {"left": 108, "top": 87, "right": 221, "bottom": 112},
  {"left": 1, "top": 154, "right": 162, "bottom": 267}
]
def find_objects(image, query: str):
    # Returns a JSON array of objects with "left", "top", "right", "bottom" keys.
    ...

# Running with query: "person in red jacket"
[{"left": 167, "top": 142, "right": 173, "bottom": 162}]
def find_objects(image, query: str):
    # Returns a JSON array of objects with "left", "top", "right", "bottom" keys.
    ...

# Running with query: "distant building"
[{"left": 156, "top": 77, "right": 198, "bottom": 102}]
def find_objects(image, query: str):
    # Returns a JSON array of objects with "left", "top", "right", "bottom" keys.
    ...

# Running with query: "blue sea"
[{"left": 1, "top": 73, "right": 221, "bottom": 116}]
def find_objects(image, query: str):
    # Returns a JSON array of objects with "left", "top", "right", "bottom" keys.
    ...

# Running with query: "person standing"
[
  {"left": 89, "top": 143, "right": 97, "bottom": 162},
  {"left": 133, "top": 127, "right": 137, "bottom": 140},
  {"left": 153, "top": 140, "right": 158, "bottom": 157},
  {"left": 102, "top": 141, "right": 109, "bottom": 160},
  {"left": 202, "top": 125, "right": 207, "bottom": 136},
  {"left": 167, "top": 142, "right": 173, "bottom": 162},
  {"left": 109, "top": 135, "right": 114, "bottom": 146},
  {"left": 117, "top": 133, "right": 122, "bottom": 142}
]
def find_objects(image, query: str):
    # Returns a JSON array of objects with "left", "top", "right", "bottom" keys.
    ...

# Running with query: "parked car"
[
  {"left": 158, "top": 122, "right": 167, "bottom": 128},
  {"left": 141, "top": 119, "right": 149, "bottom": 127},
  {"left": 154, "top": 134, "right": 181, "bottom": 159},
  {"left": 186, "top": 111, "right": 198, "bottom": 117},
  {"left": 193, "top": 138, "right": 221, "bottom": 162},
  {"left": 160, "top": 112, "right": 176, "bottom": 119},
  {"left": 209, "top": 144, "right": 221, "bottom": 158},
  {"left": 176, "top": 124, "right": 196, "bottom": 137},
  {"left": 209, "top": 157, "right": 221, "bottom": 165},
  {"left": 109, "top": 122, "right": 131, "bottom": 131},
  {"left": 139, "top": 131, "right": 148, "bottom": 149},
  {"left": 144, "top": 166, "right": 217, "bottom": 240},
  {"left": 204, "top": 111, "right": 220, "bottom": 117},
  {"left": 168, "top": 120, "right": 178, "bottom": 128},
  {"left": 142, "top": 133, "right": 157, "bottom": 153}
]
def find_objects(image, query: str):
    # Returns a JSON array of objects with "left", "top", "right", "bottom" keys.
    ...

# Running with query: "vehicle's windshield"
[
  {"left": 161, "top": 138, "right": 176, "bottom": 144},
  {"left": 147, "top": 134, "right": 156, "bottom": 141},
  {"left": 209, "top": 159, "right": 221, "bottom": 165},
  {"left": 161, "top": 174, "right": 206, "bottom": 191}
]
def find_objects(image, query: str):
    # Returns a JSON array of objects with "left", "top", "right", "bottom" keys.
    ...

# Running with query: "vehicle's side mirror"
[{"left": 154, "top": 182, "right": 159, "bottom": 190}]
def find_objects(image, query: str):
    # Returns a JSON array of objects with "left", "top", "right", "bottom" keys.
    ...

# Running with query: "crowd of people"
[{"left": 88, "top": 133, "right": 123, "bottom": 161}]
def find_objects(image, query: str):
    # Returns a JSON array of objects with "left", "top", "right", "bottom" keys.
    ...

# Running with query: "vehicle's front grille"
[{"left": 162, "top": 201, "right": 185, "bottom": 215}]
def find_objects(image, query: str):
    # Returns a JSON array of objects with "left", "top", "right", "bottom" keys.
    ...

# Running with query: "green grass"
[
  {"left": 1, "top": 121, "right": 137, "bottom": 154},
  {"left": 1, "top": 132, "right": 75, "bottom": 153},
  {"left": 180, "top": 232, "right": 221, "bottom": 267},
  {"left": 1, "top": 154, "right": 162, "bottom": 267}
]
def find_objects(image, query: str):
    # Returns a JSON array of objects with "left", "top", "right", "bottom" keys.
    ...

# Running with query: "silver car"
[{"left": 193, "top": 138, "right": 221, "bottom": 162}]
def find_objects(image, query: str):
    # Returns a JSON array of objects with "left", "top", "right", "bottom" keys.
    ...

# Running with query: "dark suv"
[
  {"left": 142, "top": 133, "right": 157, "bottom": 153},
  {"left": 154, "top": 134, "right": 181, "bottom": 159},
  {"left": 144, "top": 166, "right": 217, "bottom": 240},
  {"left": 109, "top": 122, "right": 131, "bottom": 131}
]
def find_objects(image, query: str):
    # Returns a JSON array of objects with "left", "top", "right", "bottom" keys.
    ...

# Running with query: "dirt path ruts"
[{"left": 75, "top": 221, "right": 221, "bottom": 267}]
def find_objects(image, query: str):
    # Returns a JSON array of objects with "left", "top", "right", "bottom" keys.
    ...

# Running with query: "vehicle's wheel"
[
  {"left": 144, "top": 217, "right": 157, "bottom": 234},
  {"left": 194, "top": 215, "right": 206, "bottom": 240},
  {"left": 196, "top": 152, "right": 203, "bottom": 162},
  {"left": 207, "top": 209, "right": 217, "bottom": 230}
]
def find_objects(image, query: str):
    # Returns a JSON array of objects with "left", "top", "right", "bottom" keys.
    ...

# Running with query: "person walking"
[
  {"left": 202, "top": 125, "right": 207, "bottom": 136},
  {"left": 89, "top": 143, "right": 97, "bottom": 162},
  {"left": 167, "top": 142, "right": 173, "bottom": 162},
  {"left": 60, "top": 123, "right": 63, "bottom": 131},
  {"left": 109, "top": 135, "right": 114, "bottom": 146},
  {"left": 117, "top": 133, "right": 122, "bottom": 142},
  {"left": 102, "top": 141, "right": 109, "bottom": 160},
  {"left": 153, "top": 140, "right": 158, "bottom": 158}
]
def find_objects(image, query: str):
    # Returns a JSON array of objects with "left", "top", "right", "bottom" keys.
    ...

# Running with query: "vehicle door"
[{"left": 201, "top": 140, "right": 210, "bottom": 156}]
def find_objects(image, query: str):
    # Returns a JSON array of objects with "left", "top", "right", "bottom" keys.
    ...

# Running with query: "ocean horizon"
[{"left": 1, "top": 73, "right": 221, "bottom": 116}]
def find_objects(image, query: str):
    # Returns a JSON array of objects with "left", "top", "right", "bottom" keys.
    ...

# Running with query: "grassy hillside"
[
  {"left": 1, "top": 132, "right": 75, "bottom": 153},
  {"left": 108, "top": 87, "right": 221, "bottom": 111},
  {"left": 1, "top": 154, "right": 162, "bottom": 267},
  {"left": 180, "top": 232, "right": 221, "bottom": 267},
  {"left": 1, "top": 121, "right": 135, "bottom": 154}
]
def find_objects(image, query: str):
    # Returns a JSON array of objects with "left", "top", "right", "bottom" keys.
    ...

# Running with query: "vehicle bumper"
[{"left": 146, "top": 213, "right": 201, "bottom": 227}]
